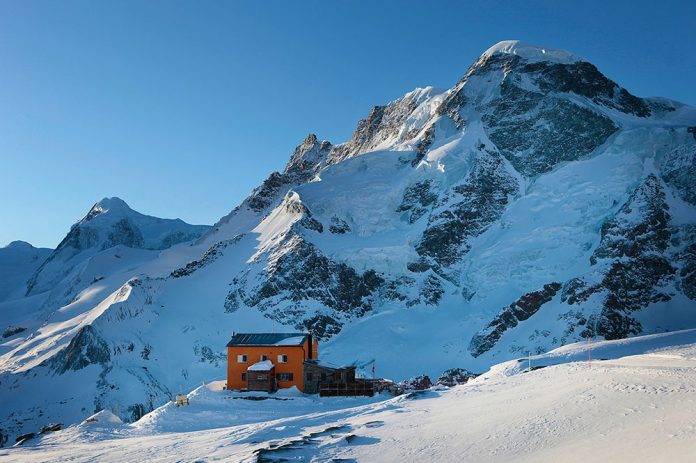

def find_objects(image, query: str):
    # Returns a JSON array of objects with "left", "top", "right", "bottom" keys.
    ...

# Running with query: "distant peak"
[
  {"left": 481, "top": 40, "right": 583, "bottom": 64},
  {"left": 3, "top": 240, "right": 34, "bottom": 250}
]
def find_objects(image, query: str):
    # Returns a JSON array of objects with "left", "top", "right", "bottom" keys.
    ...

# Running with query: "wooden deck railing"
[{"left": 319, "top": 381, "right": 375, "bottom": 397}]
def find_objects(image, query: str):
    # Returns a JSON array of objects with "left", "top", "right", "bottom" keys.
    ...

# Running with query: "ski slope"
[{"left": 4, "top": 330, "right": 696, "bottom": 462}]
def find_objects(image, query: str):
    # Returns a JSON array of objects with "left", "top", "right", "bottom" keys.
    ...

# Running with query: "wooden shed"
[{"left": 246, "top": 360, "right": 275, "bottom": 392}]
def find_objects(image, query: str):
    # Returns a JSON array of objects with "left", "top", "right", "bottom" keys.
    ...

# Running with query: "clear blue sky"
[{"left": 1, "top": 0, "right": 694, "bottom": 249}]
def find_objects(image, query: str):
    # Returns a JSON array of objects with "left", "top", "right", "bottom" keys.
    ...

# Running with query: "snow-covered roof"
[
  {"left": 481, "top": 40, "right": 584, "bottom": 64},
  {"left": 248, "top": 360, "right": 274, "bottom": 371},
  {"left": 274, "top": 336, "right": 306, "bottom": 346},
  {"left": 227, "top": 332, "right": 308, "bottom": 347}
]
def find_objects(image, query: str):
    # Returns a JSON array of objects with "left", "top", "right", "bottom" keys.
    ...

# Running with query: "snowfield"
[{"left": 3, "top": 330, "right": 696, "bottom": 462}]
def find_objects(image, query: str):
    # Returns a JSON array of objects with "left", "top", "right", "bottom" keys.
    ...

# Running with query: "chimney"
[{"left": 307, "top": 332, "right": 313, "bottom": 360}]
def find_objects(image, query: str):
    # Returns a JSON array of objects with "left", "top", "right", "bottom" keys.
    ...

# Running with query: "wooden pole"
[{"left": 587, "top": 337, "right": 591, "bottom": 368}]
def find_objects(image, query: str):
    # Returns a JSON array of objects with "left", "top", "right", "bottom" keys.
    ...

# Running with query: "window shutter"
[{"left": 237, "top": 354, "right": 247, "bottom": 363}]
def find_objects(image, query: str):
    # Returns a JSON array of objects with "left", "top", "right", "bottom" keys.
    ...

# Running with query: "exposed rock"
[
  {"left": 483, "top": 77, "right": 618, "bottom": 176},
  {"left": 230, "top": 231, "right": 385, "bottom": 339},
  {"left": 170, "top": 235, "right": 244, "bottom": 278},
  {"left": 283, "top": 134, "right": 333, "bottom": 182},
  {"left": 469, "top": 283, "right": 562, "bottom": 357},
  {"left": 412, "top": 125, "right": 436, "bottom": 166},
  {"left": 328, "top": 216, "right": 351, "bottom": 234},
  {"left": 102, "top": 218, "right": 144, "bottom": 250},
  {"left": 673, "top": 226, "right": 696, "bottom": 300},
  {"left": 419, "top": 274, "right": 444, "bottom": 306},
  {"left": 416, "top": 150, "right": 517, "bottom": 270},
  {"left": 2, "top": 326, "right": 26, "bottom": 339},
  {"left": 435, "top": 368, "right": 477, "bottom": 387},
  {"left": 592, "top": 175, "right": 671, "bottom": 262},
  {"left": 527, "top": 60, "right": 651, "bottom": 117},
  {"left": 50, "top": 325, "right": 111, "bottom": 374},
  {"left": 581, "top": 176, "right": 676, "bottom": 339},
  {"left": 660, "top": 143, "right": 696, "bottom": 205},
  {"left": 328, "top": 90, "right": 430, "bottom": 165},
  {"left": 397, "top": 180, "right": 438, "bottom": 224},
  {"left": 246, "top": 172, "right": 287, "bottom": 212},
  {"left": 399, "top": 374, "right": 432, "bottom": 390}
]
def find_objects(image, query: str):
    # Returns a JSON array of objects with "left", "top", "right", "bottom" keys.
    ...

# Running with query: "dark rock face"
[
  {"left": 581, "top": 176, "right": 675, "bottom": 339},
  {"left": 103, "top": 219, "right": 145, "bottom": 250},
  {"left": 228, "top": 231, "right": 385, "bottom": 339},
  {"left": 283, "top": 134, "right": 333, "bottom": 182},
  {"left": 469, "top": 283, "right": 562, "bottom": 357},
  {"left": 328, "top": 216, "right": 351, "bottom": 234},
  {"left": 399, "top": 374, "right": 432, "bottom": 390},
  {"left": 397, "top": 180, "right": 438, "bottom": 224},
  {"left": 526, "top": 60, "right": 651, "bottom": 117},
  {"left": 50, "top": 325, "right": 111, "bottom": 374},
  {"left": 2, "top": 326, "right": 26, "bottom": 339},
  {"left": 246, "top": 135, "right": 333, "bottom": 215},
  {"left": 419, "top": 274, "right": 444, "bottom": 306},
  {"left": 170, "top": 235, "right": 244, "bottom": 278},
  {"left": 435, "top": 368, "right": 477, "bottom": 387},
  {"left": 415, "top": 150, "right": 517, "bottom": 271},
  {"left": 328, "top": 91, "right": 424, "bottom": 165},
  {"left": 412, "top": 125, "right": 436, "bottom": 166},
  {"left": 592, "top": 175, "right": 671, "bottom": 262},
  {"left": 246, "top": 172, "right": 287, "bottom": 213},
  {"left": 439, "top": 52, "right": 650, "bottom": 177},
  {"left": 483, "top": 79, "right": 618, "bottom": 176},
  {"left": 437, "top": 86, "right": 468, "bottom": 129},
  {"left": 660, "top": 143, "right": 696, "bottom": 206},
  {"left": 678, "top": 235, "right": 696, "bottom": 300}
]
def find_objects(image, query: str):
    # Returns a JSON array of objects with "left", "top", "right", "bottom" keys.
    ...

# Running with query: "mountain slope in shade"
[
  {"left": 1, "top": 40, "right": 696, "bottom": 445},
  {"left": 0, "top": 241, "right": 51, "bottom": 303}
]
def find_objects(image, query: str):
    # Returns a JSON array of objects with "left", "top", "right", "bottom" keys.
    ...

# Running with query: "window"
[
  {"left": 237, "top": 354, "right": 247, "bottom": 363},
  {"left": 277, "top": 354, "right": 288, "bottom": 363},
  {"left": 257, "top": 374, "right": 268, "bottom": 380},
  {"left": 241, "top": 373, "right": 247, "bottom": 381},
  {"left": 260, "top": 354, "right": 268, "bottom": 361},
  {"left": 278, "top": 373, "right": 293, "bottom": 382}
]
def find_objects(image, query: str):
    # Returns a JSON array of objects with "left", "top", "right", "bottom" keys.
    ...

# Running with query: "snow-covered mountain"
[
  {"left": 26, "top": 197, "right": 210, "bottom": 298},
  {"left": 0, "top": 241, "right": 51, "bottom": 303},
  {"left": 1, "top": 40, "right": 696, "bottom": 446}
]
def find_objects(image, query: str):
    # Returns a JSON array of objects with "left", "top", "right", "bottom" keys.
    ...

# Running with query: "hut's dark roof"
[{"left": 226, "top": 332, "right": 308, "bottom": 347}]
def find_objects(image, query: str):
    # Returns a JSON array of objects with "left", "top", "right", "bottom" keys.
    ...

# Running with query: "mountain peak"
[
  {"left": 83, "top": 197, "right": 131, "bottom": 222},
  {"left": 94, "top": 196, "right": 131, "bottom": 213},
  {"left": 481, "top": 40, "right": 583, "bottom": 64}
]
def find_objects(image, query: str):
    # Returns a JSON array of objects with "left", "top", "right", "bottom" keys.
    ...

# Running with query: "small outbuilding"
[{"left": 246, "top": 360, "right": 275, "bottom": 392}]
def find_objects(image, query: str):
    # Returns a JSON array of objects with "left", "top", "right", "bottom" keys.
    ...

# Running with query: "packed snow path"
[{"left": 3, "top": 331, "right": 696, "bottom": 462}]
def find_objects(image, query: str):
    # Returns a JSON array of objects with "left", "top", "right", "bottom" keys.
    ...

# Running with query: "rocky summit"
[{"left": 1, "top": 40, "right": 696, "bottom": 445}]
